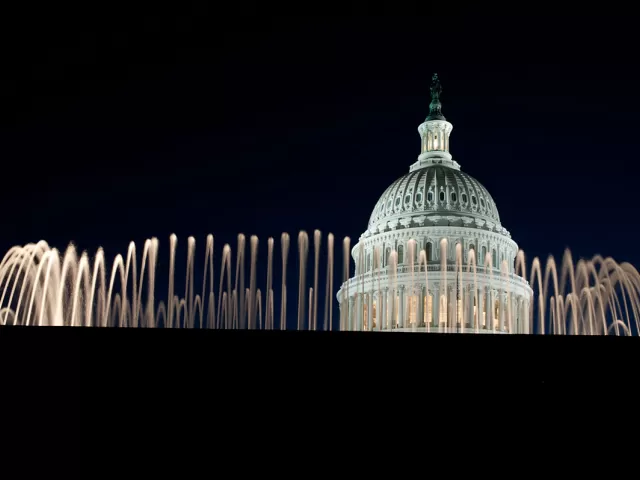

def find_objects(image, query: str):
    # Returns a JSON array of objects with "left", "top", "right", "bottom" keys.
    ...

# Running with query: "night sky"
[{"left": 1, "top": 10, "right": 639, "bottom": 324}]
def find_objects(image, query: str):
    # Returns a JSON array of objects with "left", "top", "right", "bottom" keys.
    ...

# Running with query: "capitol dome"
[
  {"left": 367, "top": 165, "right": 507, "bottom": 236},
  {"left": 337, "top": 73, "right": 532, "bottom": 335}
]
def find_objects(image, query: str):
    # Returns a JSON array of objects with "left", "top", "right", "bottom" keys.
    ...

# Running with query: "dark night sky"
[{"left": 1, "top": 9, "right": 639, "bottom": 323}]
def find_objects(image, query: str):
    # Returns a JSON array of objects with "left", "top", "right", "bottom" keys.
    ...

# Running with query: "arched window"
[
  {"left": 397, "top": 244, "right": 404, "bottom": 264},
  {"left": 468, "top": 244, "right": 476, "bottom": 264},
  {"left": 385, "top": 247, "right": 391, "bottom": 267},
  {"left": 492, "top": 249, "right": 497, "bottom": 269},
  {"left": 481, "top": 246, "right": 487, "bottom": 266},
  {"left": 426, "top": 242, "right": 433, "bottom": 261}
]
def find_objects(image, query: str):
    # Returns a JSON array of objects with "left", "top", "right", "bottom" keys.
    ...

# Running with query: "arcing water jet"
[{"left": 0, "top": 232, "right": 638, "bottom": 335}]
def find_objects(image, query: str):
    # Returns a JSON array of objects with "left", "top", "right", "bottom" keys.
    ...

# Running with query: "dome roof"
[{"left": 367, "top": 165, "right": 507, "bottom": 235}]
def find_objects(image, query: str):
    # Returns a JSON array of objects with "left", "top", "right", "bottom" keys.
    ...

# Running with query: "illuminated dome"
[
  {"left": 367, "top": 165, "right": 506, "bottom": 236},
  {"left": 337, "top": 73, "right": 532, "bottom": 335}
]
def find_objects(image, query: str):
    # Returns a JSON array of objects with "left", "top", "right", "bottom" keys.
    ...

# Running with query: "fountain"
[{"left": 0, "top": 231, "right": 639, "bottom": 336}]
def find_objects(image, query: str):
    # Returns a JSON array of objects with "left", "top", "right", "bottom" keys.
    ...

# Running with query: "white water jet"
[
  {"left": 297, "top": 231, "right": 308, "bottom": 331},
  {"left": 280, "top": 233, "right": 290, "bottom": 330},
  {"left": 324, "top": 233, "right": 334, "bottom": 332}
]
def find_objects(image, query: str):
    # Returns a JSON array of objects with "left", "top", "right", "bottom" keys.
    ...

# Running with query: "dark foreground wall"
[
  {"left": 2, "top": 325, "right": 638, "bottom": 447},
  {"left": 1, "top": 327, "right": 638, "bottom": 390}
]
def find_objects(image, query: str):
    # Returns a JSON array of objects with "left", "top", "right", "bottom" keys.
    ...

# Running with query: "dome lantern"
[{"left": 412, "top": 73, "right": 458, "bottom": 172}]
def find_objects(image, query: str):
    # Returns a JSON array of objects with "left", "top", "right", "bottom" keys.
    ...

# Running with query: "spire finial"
[{"left": 426, "top": 73, "right": 446, "bottom": 121}]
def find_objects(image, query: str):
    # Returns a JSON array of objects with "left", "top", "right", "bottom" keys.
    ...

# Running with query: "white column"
[
  {"left": 509, "top": 295, "right": 516, "bottom": 333},
  {"left": 389, "top": 288, "right": 394, "bottom": 329},
  {"left": 433, "top": 286, "right": 439, "bottom": 328},
  {"left": 412, "top": 285, "right": 424, "bottom": 327},
  {"left": 367, "top": 292, "right": 373, "bottom": 331},
  {"left": 449, "top": 287, "right": 455, "bottom": 329},
  {"left": 348, "top": 296, "right": 354, "bottom": 332},
  {"left": 478, "top": 287, "right": 484, "bottom": 329},
  {"left": 390, "top": 288, "right": 396, "bottom": 329},
  {"left": 372, "top": 293, "right": 378, "bottom": 331},
  {"left": 467, "top": 287, "right": 474, "bottom": 328},
  {"left": 353, "top": 294, "right": 358, "bottom": 332},
  {"left": 481, "top": 288, "right": 486, "bottom": 331},
  {"left": 444, "top": 286, "right": 450, "bottom": 329},
  {"left": 399, "top": 286, "right": 405, "bottom": 328},
  {"left": 453, "top": 287, "right": 458, "bottom": 329},
  {"left": 425, "top": 291, "right": 431, "bottom": 326},
  {"left": 517, "top": 297, "right": 523, "bottom": 334},
  {"left": 487, "top": 288, "right": 493, "bottom": 331},
  {"left": 381, "top": 289, "right": 387, "bottom": 330},
  {"left": 499, "top": 292, "right": 505, "bottom": 331},
  {"left": 419, "top": 286, "right": 425, "bottom": 327}
]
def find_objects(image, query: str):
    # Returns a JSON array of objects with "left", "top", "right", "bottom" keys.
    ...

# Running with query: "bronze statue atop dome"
[
  {"left": 430, "top": 73, "right": 442, "bottom": 103},
  {"left": 426, "top": 73, "right": 445, "bottom": 121}
]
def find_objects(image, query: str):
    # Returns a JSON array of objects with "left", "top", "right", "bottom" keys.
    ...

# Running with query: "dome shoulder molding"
[{"left": 352, "top": 225, "right": 519, "bottom": 260}]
